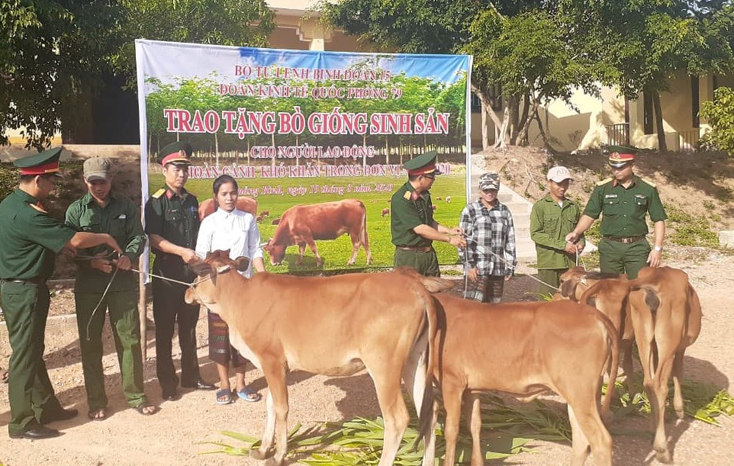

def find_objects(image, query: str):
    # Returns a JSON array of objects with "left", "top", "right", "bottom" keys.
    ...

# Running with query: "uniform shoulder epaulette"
[
  {"left": 596, "top": 178, "right": 612, "bottom": 186},
  {"left": 403, "top": 191, "right": 412, "bottom": 200},
  {"left": 640, "top": 178, "right": 657, "bottom": 188},
  {"left": 152, "top": 188, "right": 166, "bottom": 199},
  {"left": 29, "top": 203, "right": 47, "bottom": 214}
]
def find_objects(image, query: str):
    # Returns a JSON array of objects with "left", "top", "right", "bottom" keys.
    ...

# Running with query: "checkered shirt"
[{"left": 459, "top": 200, "right": 517, "bottom": 279}]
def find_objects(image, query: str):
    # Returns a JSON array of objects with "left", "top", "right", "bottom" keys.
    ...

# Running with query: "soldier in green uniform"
[
  {"left": 0, "top": 148, "right": 122, "bottom": 439},
  {"left": 144, "top": 141, "right": 215, "bottom": 401},
  {"left": 530, "top": 166, "right": 585, "bottom": 297},
  {"left": 65, "top": 157, "right": 157, "bottom": 420},
  {"left": 566, "top": 146, "right": 667, "bottom": 279},
  {"left": 390, "top": 151, "right": 466, "bottom": 276}
]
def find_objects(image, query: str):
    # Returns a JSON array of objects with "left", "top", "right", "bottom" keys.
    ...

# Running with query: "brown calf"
[
  {"left": 422, "top": 295, "right": 618, "bottom": 466},
  {"left": 381, "top": 207, "right": 390, "bottom": 217},
  {"left": 185, "top": 252, "right": 451, "bottom": 466},
  {"left": 558, "top": 267, "right": 636, "bottom": 393},
  {"left": 627, "top": 267, "right": 702, "bottom": 463}
]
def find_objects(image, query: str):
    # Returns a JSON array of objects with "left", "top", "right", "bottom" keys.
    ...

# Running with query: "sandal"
[
  {"left": 88, "top": 408, "right": 106, "bottom": 421},
  {"left": 216, "top": 389, "right": 233, "bottom": 405},
  {"left": 234, "top": 387, "right": 262, "bottom": 403},
  {"left": 134, "top": 402, "right": 158, "bottom": 416}
]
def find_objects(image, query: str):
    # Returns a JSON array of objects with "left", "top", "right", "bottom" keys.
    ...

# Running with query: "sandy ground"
[{"left": 1, "top": 247, "right": 733, "bottom": 466}]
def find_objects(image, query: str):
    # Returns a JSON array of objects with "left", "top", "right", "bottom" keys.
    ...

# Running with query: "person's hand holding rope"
[
  {"left": 114, "top": 254, "right": 132, "bottom": 271},
  {"left": 90, "top": 251, "right": 114, "bottom": 274}
]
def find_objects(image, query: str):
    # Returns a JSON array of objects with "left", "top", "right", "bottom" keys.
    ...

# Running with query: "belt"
[
  {"left": 603, "top": 235, "right": 645, "bottom": 244},
  {"left": 0, "top": 277, "right": 46, "bottom": 285},
  {"left": 397, "top": 245, "right": 433, "bottom": 253}
]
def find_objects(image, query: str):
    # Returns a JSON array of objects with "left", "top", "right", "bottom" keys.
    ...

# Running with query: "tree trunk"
[
  {"left": 652, "top": 91, "right": 667, "bottom": 152},
  {"left": 214, "top": 132, "right": 219, "bottom": 168},
  {"left": 496, "top": 98, "right": 512, "bottom": 149},
  {"left": 509, "top": 94, "right": 520, "bottom": 144},
  {"left": 474, "top": 85, "right": 503, "bottom": 149},
  {"left": 515, "top": 94, "right": 530, "bottom": 145}
]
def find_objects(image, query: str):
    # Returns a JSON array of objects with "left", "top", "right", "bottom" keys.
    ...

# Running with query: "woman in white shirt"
[{"left": 196, "top": 175, "right": 266, "bottom": 405}]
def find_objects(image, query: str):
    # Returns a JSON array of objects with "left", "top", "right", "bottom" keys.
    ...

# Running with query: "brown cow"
[
  {"left": 422, "top": 295, "right": 618, "bottom": 466},
  {"left": 263, "top": 199, "right": 371, "bottom": 266},
  {"left": 381, "top": 208, "right": 390, "bottom": 217},
  {"left": 626, "top": 267, "right": 702, "bottom": 463},
  {"left": 185, "top": 252, "right": 452, "bottom": 466},
  {"left": 198, "top": 196, "right": 257, "bottom": 221},
  {"left": 271, "top": 218, "right": 280, "bottom": 226},
  {"left": 561, "top": 266, "right": 702, "bottom": 463},
  {"left": 558, "top": 268, "right": 637, "bottom": 393}
]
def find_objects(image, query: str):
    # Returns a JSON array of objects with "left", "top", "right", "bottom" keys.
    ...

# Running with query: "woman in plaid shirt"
[{"left": 459, "top": 172, "right": 517, "bottom": 303}]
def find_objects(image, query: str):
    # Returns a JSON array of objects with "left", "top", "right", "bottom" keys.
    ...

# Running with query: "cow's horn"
[{"left": 216, "top": 265, "right": 232, "bottom": 274}]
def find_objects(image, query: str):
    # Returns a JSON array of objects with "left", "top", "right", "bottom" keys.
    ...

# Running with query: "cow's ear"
[
  {"left": 190, "top": 262, "right": 212, "bottom": 277},
  {"left": 234, "top": 257, "right": 250, "bottom": 272}
]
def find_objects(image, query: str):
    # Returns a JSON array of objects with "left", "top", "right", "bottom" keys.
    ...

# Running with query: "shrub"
[{"left": 700, "top": 87, "right": 734, "bottom": 155}]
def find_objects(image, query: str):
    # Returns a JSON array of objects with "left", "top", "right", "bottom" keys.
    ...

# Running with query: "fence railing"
[
  {"left": 675, "top": 130, "right": 701, "bottom": 152},
  {"left": 605, "top": 123, "right": 630, "bottom": 146}
]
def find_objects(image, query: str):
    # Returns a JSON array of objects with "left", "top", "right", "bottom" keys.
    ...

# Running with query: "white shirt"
[{"left": 196, "top": 208, "right": 264, "bottom": 278}]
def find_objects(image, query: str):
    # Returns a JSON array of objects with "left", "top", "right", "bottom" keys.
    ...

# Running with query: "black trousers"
[{"left": 151, "top": 265, "right": 201, "bottom": 391}]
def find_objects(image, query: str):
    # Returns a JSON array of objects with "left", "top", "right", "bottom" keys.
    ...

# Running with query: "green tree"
[
  {"left": 559, "top": 0, "right": 734, "bottom": 152},
  {"left": 112, "top": 0, "right": 275, "bottom": 83},
  {"left": 700, "top": 86, "right": 734, "bottom": 154},
  {"left": 0, "top": 0, "right": 122, "bottom": 149}
]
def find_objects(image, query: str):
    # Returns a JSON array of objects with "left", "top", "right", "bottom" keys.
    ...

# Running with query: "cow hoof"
[
  {"left": 346, "top": 261, "right": 355, "bottom": 266},
  {"left": 250, "top": 447, "right": 275, "bottom": 460},
  {"left": 655, "top": 448, "right": 673, "bottom": 464},
  {"left": 264, "top": 458, "right": 283, "bottom": 466},
  {"left": 675, "top": 409, "right": 685, "bottom": 420}
]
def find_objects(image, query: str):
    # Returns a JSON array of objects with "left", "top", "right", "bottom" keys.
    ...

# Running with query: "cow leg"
[
  {"left": 567, "top": 401, "right": 612, "bottom": 466},
  {"left": 651, "top": 348, "right": 677, "bottom": 464},
  {"left": 466, "top": 393, "right": 484, "bottom": 466},
  {"left": 296, "top": 243, "right": 306, "bottom": 265},
  {"left": 251, "top": 365, "right": 289, "bottom": 466},
  {"left": 347, "top": 235, "right": 360, "bottom": 266},
  {"left": 251, "top": 391, "right": 276, "bottom": 460},
  {"left": 567, "top": 405, "right": 591, "bottom": 466},
  {"left": 306, "top": 239, "right": 323, "bottom": 267},
  {"left": 672, "top": 348, "right": 686, "bottom": 420},
  {"left": 368, "top": 371, "right": 410, "bottom": 466},
  {"left": 620, "top": 339, "right": 636, "bottom": 395},
  {"left": 441, "top": 382, "right": 464, "bottom": 466},
  {"left": 420, "top": 400, "right": 439, "bottom": 466}
]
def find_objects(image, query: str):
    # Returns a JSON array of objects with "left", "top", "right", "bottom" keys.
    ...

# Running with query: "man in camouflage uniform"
[{"left": 566, "top": 146, "right": 667, "bottom": 279}]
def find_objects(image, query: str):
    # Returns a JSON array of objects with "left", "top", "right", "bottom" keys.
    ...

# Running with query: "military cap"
[
  {"left": 478, "top": 172, "right": 500, "bottom": 191},
  {"left": 404, "top": 150, "right": 441, "bottom": 176},
  {"left": 606, "top": 145, "right": 638, "bottom": 168},
  {"left": 83, "top": 157, "right": 112, "bottom": 181},
  {"left": 13, "top": 147, "right": 63, "bottom": 177},
  {"left": 159, "top": 141, "right": 193, "bottom": 166}
]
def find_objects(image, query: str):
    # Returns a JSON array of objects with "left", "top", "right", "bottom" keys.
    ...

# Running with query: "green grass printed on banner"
[{"left": 148, "top": 172, "right": 468, "bottom": 273}]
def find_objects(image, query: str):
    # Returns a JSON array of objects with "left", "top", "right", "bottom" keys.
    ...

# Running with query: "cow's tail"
[
  {"left": 411, "top": 293, "right": 437, "bottom": 451},
  {"left": 597, "top": 310, "right": 619, "bottom": 416},
  {"left": 579, "top": 280, "right": 605, "bottom": 307}
]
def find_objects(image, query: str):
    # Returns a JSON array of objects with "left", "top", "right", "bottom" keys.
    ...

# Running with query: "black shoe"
[
  {"left": 39, "top": 407, "right": 78, "bottom": 424},
  {"left": 181, "top": 379, "right": 216, "bottom": 390},
  {"left": 9, "top": 425, "right": 61, "bottom": 440},
  {"left": 161, "top": 389, "right": 180, "bottom": 401}
]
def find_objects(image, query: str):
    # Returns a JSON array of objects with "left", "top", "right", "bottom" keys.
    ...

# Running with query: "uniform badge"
[
  {"left": 604, "top": 194, "right": 618, "bottom": 199},
  {"left": 152, "top": 189, "right": 166, "bottom": 199},
  {"left": 403, "top": 191, "right": 412, "bottom": 200},
  {"left": 596, "top": 178, "right": 612, "bottom": 186}
]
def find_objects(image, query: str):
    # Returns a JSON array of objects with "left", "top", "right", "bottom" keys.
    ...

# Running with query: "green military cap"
[
  {"left": 159, "top": 141, "right": 193, "bottom": 166},
  {"left": 605, "top": 145, "right": 638, "bottom": 168},
  {"left": 13, "top": 147, "right": 63, "bottom": 177},
  {"left": 404, "top": 150, "right": 440, "bottom": 176}
]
